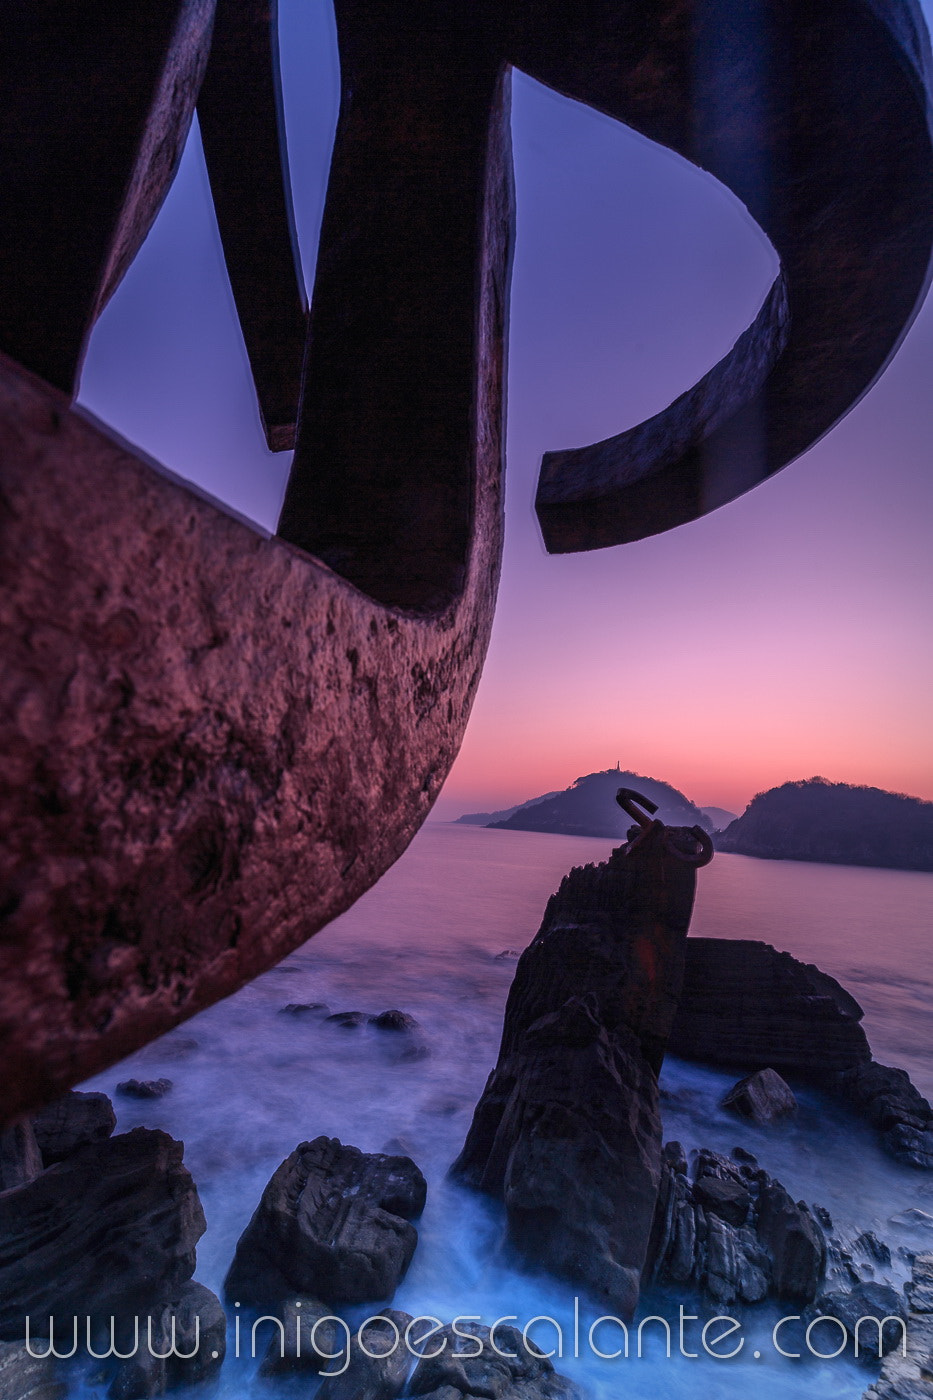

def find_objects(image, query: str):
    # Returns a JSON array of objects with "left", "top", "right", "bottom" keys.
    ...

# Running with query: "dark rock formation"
[
  {"left": 837, "top": 1063, "right": 933, "bottom": 1169},
  {"left": 224, "top": 1137, "right": 427, "bottom": 1309},
  {"left": 487, "top": 769, "right": 712, "bottom": 839},
  {"left": 671, "top": 937, "right": 933, "bottom": 1168},
  {"left": 279, "top": 1003, "right": 330, "bottom": 1017},
  {"left": 31, "top": 1091, "right": 116, "bottom": 1164},
  {"left": 258, "top": 1298, "right": 340, "bottom": 1378},
  {"left": 0, "top": 1121, "right": 43, "bottom": 1191},
  {"left": 107, "top": 1282, "right": 226, "bottom": 1400},
  {"left": 407, "top": 1321, "right": 580, "bottom": 1400},
  {"left": 117, "top": 1079, "right": 173, "bottom": 1100},
  {"left": 670, "top": 938, "right": 871, "bottom": 1075},
  {"left": 0, "top": 1339, "right": 65, "bottom": 1400},
  {"left": 864, "top": 1253, "right": 933, "bottom": 1399},
  {"left": 646, "top": 1146, "right": 825, "bottom": 1305},
  {"left": 804, "top": 1283, "right": 907, "bottom": 1362},
  {"left": 370, "top": 1010, "right": 419, "bottom": 1033},
  {"left": 722, "top": 1068, "right": 797, "bottom": 1124},
  {"left": 0, "top": 1128, "right": 205, "bottom": 1341},
  {"left": 717, "top": 778, "right": 933, "bottom": 872},
  {"left": 453, "top": 822, "right": 709, "bottom": 1317},
  {"left": 326, "top": 1012, "right": 369, "bottom": 1029},
  {"left": 317, "top": 1311, "right": 413, "bottom": 1400}
]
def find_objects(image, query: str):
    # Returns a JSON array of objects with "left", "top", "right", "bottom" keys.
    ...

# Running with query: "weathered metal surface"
[
  {"left": 0, "top": 342, "right": 504, "bottom": 1122},
  {"left": 0, "top": 0, "right": 216, "bottom": 397},
  {"left": 197, "top": 0, "right": 307, "bottom": 451},
  {"left": 525, "top": 0, "right": 933, "bottom": 550}
]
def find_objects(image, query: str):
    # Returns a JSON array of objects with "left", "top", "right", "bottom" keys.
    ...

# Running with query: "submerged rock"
[
  {"left": 317, "top": 1310, "right": 413, "bottom": 1400},
  {"left": 0, "top": 1128, "right": 205, "bottom": 1342},
  {"left": 723, "top": 1068, "right": 797, "bottom": 1124},
  {"left": 369, "top": 1010, "right": 419, "bottom": 1033},
  {"left": 407, "top": 1321, "right": 580, "bottom": 1400},
  {"left": 31, "top": 1091, "right": 116, "bottom": 1165},
  {"left": 279, "top": 1002, "right": 330, "bottom": 1017},
  {"left": 224, "top": 1137, "right": 427, "bottom": 1309},
  {"left": 646, "top": 1143, "right": 826, "bottom": 1306},
  {"left": 116, "top": 1079, "right": 173, "bottom": 1100},
  {"left": 107, "top": 1282, "right": 225, "bottom": 1399},
  {"left": 326, "top": 1012, "right": 368, "bottom": 1029},
  {"left": 452, "top": 823, "right": 710, "bottom": 1318},
  {"left": 837, "top": 1063, "right": 933, "bottom": 1170}
]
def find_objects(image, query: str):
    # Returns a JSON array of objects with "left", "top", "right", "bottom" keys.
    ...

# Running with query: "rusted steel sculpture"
[{"left": 2, "top": 0, "right": 932, "bottom": 1124}]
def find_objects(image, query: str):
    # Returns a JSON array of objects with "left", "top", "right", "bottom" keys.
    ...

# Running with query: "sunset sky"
[{"left": 79, "top": 0, "right": 933, "bottom": 823}]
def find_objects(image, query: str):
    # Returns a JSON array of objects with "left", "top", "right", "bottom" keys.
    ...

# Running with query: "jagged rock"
[
  {"left": 864, "top": 1254, "right": 933, "bottom": 1399},
  {"left": 407, "top": 1321, "right": 580, "bottom": 1400},
  {"left": 452, "top": 826, "right": 708, "bottom": 1318},
  {"left": 317, "top": 1311, "right": 413, "bottom": 1400},
  {"left": 279, "top": 1003, "right": 330, "bottom": 1017},
  {"left": 805, "top": 1283, "right": 907, "bottom": 1361},
  {"left": 369, "top": 1011, "right": 419, "bottom": 1033},
  {"left": 670, "top": 938, "right": 871, "bottom": 1075},
  {"left": 836, "top": 1064, "right": 933, "bottom": 1169},
  {"left": 224, "top": 1137, "right": 426, "bottom": 1309},
  {"left": 108, "top": 1283, "right": 226, "bottom": 1399},
  {"left": 647, "top": 1142, "right": 824, "bottom": 1306},
  {"left": 258, "top": 1299, "right": 340, "bottom": 1377},
  {"left": 31, "top": 1091, "right": 116, "bottom": 1164},
  {"left": 0, "top": 1128, "right": 205, "bottom": 1341},
  {"left": 756, "top": 1182, "right": 826, "bottom": 1301},
  {"left": 858, "top": 1233, "right": 893, "bottom": 1267},
  {"left": 117, "top": 1079, "right": 173, "bottom": 1100},
  {"left": 723, "top": 1068, "right": 797, "bottom": 1124},
  {"left": 0, "top": 1121, "right": 43, "bottom": 1190},
  {"left": 0, "top": 1339, "right": 66, "bottom": 1400}
]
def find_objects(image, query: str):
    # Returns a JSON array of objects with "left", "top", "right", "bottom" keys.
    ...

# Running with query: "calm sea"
[{"left": 77, "top": 823, "right": 933, "bottom": 1400}]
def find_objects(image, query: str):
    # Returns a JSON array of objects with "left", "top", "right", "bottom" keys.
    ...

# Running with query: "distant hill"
[
  {"left": 456, "top": 792, "right": 560, "bottom": 826},
  {"left": 482, "top": 769, "right": 712, "bottom": 839},
  {"left": 717, "top": 778, "right": 933, "bottom": 872},
  {"left": 701, "top": 806, "right": 738, "bottom": 832}
]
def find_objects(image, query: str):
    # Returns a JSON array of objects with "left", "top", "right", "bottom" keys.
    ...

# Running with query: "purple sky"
[{"left": 78, "top": 0, "right": 933, "bottom": 822}]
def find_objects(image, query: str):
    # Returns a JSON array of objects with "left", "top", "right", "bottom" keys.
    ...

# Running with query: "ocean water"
[{"left": 72, "top": 823, "right": 933, "bottom": 1399}]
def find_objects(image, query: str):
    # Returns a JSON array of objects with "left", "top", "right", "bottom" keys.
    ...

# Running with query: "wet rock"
[
  {"left": 647, "top": 1142, "right": 825, "bottom": 1307},
  {"left": 453, "top": 828, "right": 706, "bottom": 1319},
  {"left": 0, "top": 1128, "right": 206, "bottom": 1341},
  {"left": 31, "top": 1091, "right": 116, "bottom": 1165},
  {"left": 108, "top": 1282, "right": 225, "bottom": 1398},
  {"left": 369, "top": 1010, "right": 419, "bottom": 1033},
  {"left": 224, "top": 1137, "right": 426, "bottom": 1309},
  {"left": 805, "top": 1282, "right": 907, "bottom": 1361},
  {"left": 837, "top": 1063, "right": 933, "bottom": 1170},
  {"left": 693, "top": 1175, "right": 751, "bottom": 1227},
  {"left": 494, "top": 949, "right": 521, "bottom": 960},
  {"left": 723, "top": 1068, "right": 797, "bottom": 1124},
  {"left": 326, "top": 1012, "right": 368, "bottom": 1029},
  {"left": 317, "top": 1310, "right": 413, "bottom": 1400},
  {"left": 116, "top": 1079, "right": 173, "bottom": 1100},
  {"left": 890, "top": 1210, "right": 933, "bottom": 1231},
  {"left": 858, "top": 1232, "right": 893, "bottom": 1267},
  {"left": 756, "top": 1182, "right": 826, "bottom": 1302},
  {"left": 865, "top": 1253, "right": 933, "bottom": 1399},
  {"left": 814, "top": 1205, "right": 834, "bottom": 1231},
  {"left": 407, "top": 1321, "right": 580, "bottom": 1400},
  {"left": 0, "top": 1120, "right": 43, "bottom": 1190},
  {"left": 258, "top": 1298, "right": 340, "bottom": 1377},
  {"left": 732, "top": 1146, "right": 759, "bottom": 1167},
  {"left": 279, "top": 1002, "right": 330, "bottom": 1017},
  {"left": 0, "top": 1339, "right": 66, "bottom": 1400}
]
